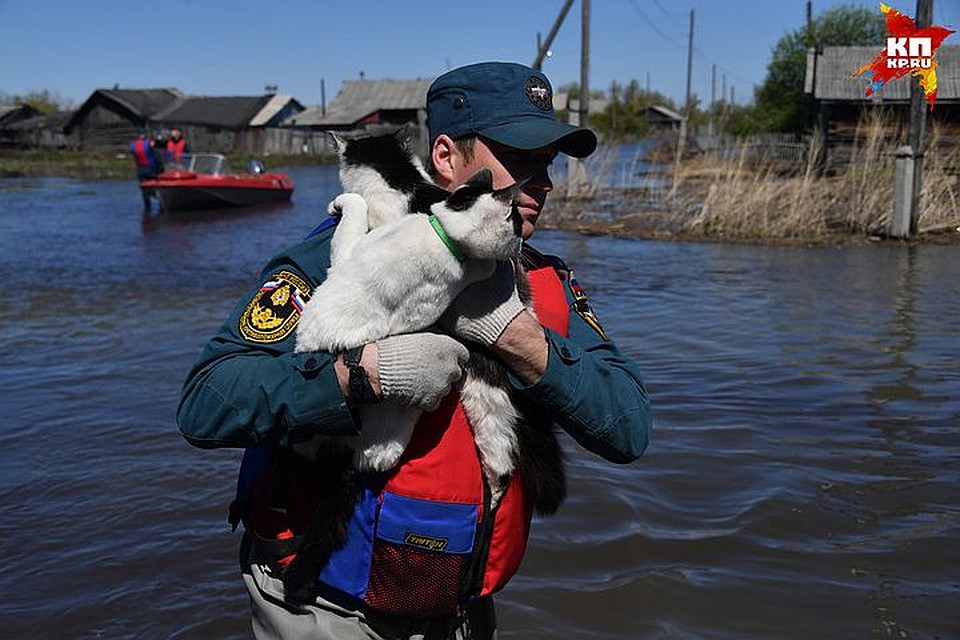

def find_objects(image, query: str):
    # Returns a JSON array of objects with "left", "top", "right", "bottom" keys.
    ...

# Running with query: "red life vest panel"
[
  {"left": 167, "top": 138, "right": 186, "bottom": 162},
  {"left": 130, "top": 139, "right": 154, "bottom": 168},
  {"left": 243, "top": 255, "right": 571, "bottom": 618}
]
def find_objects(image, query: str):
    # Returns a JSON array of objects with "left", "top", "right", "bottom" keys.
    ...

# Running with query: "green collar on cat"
[{"left": 428, "top": 214, "right": 465, "bottom": 262}]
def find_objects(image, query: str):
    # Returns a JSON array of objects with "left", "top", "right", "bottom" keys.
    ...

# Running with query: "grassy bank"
[
  {"left": 0, "top": 149, "right": 134, "bottom": 179},
  {"left": 548, "top": 115, "right": 960, "bottom": 244},
  {"left": 0, "top": 149, "right": 334, "bottom": 180}
]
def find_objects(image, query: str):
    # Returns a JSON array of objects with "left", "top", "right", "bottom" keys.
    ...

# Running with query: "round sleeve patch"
[{"left": 238, "top": 270, "right": 312, "bottom": 344}]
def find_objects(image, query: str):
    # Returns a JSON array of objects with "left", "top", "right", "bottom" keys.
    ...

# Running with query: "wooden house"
[
  {"left": 804, "top": 45, "right": 959, "bottom": 171},
  {"left": 283, "top": 78, "right": 434, "bottom": 156},
  {"left": 64, "top": 88, "right": 303, "bottom": 154},
  {"left": 645, "top": 105, "right": 684, "bottom": 133},
  {"left": 805, "top": 45, "right": 960, "bottom": 135},
  {"left": 155, "top": 94, "right": 304, "bottom": 155},
  {"left": 63, "top": 88, "right": 184, "bottom": 148},
  {"left": 3, "top": 110, "right": 73, "bottom": 148},
  {"left": 0, "top": 104, "right": 40, "bottom": 147}
]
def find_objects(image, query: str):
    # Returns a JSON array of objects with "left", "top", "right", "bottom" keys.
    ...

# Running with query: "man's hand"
[
  {"left": 377, "top": 332, "right": 470, "bottom": 410},
  {"left": 438, "top": 260, "right": 525, "bottom": 346}
]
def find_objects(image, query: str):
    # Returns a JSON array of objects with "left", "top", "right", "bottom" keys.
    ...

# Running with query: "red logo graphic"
[{"left": 853, "top": 3, "right": 955, "bottom": 109}]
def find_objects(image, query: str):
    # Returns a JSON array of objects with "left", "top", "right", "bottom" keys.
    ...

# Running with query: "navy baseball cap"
[{"left": 427, "top": 62, "right": 597, "bottom": 158}]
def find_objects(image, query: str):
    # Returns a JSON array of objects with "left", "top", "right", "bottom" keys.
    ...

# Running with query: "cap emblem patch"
[
  {"left": 525, "top": 76, "right": 553, "bottom": 111},
  {"left": 239, "top": 270, "right": 312, "bottom": 343}
]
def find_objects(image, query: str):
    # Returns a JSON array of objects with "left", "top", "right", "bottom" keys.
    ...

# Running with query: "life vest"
[
  {"left": 166, "top": 138, "right": 187, "bottom": 163},
  {"left": 130, "top": 138, "right": 155, "bottom": 169},
  {"left": 236, "top": 252, "right": 570, "bottom": 618}
]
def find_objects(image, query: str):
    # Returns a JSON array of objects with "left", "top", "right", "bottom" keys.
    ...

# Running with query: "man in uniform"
[{"left": 177, "top": 61, "right": 651, "bottom": 639}]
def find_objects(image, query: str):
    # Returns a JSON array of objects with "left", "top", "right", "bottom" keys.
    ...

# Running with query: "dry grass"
[{"left": 679, "top": 113, "right": 960, "bottom": 239}]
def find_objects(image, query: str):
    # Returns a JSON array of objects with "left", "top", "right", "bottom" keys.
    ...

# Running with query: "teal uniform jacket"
[{"left": 177, "top": 223, "right": 651, "bottom": 463}]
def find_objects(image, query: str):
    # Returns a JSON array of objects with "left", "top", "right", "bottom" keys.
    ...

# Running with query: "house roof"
[
  {"left": 249, "top": 94, "right": 303, "bottom": 126},
  {"left": 156, "top": 95, "right": 274, "bottom": 128},
  {"left": 0, "top": 104, "right": 40, "bottom": 126},
  {"left": 6, "top": 110, "right": 73, "bottom": 131},
  {"left": 64, "top": 88, "right": 183, "bottom": 132},
  {"left": 647, "top": 104, "right": 684, "bottom": 121},
  {"left": 806, "top": 45, "right": 960, "bottom": 102},
  {"left": 286, "top": 78, "right": 434, "bottom": 127}
]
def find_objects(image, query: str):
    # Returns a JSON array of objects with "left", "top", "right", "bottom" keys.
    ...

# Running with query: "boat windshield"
[{"left": 184, "top": 153, "right": 227, "bottom": 175}]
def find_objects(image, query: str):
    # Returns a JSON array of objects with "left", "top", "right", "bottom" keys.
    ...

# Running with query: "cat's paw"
[{"left": 327, "top": 192, "right": 367, "bottom": 218}]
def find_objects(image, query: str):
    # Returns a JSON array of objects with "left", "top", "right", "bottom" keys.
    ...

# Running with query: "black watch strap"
[{"left": 342, "top": 345, "right": 379, "bottom": 404}]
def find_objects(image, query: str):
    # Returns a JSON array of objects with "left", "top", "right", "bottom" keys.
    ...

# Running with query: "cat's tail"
[
  {"left": 281, "top": 447, "right": 358, "bottom": 601},
  {"left": 514, "top": 414, "right": 567, "bottom": 516}
]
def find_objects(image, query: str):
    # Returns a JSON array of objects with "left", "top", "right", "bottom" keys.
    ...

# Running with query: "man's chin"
[{"left": 521, "top": 219, "right": 537, "bottom": 239}]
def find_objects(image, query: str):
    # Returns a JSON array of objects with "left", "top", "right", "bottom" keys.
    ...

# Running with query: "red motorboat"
[{"left": 140, "top": 153, "right": 294, "bottom": 213}]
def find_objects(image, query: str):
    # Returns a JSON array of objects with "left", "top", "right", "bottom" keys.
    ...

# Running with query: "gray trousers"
[{"left": 240, "top": 535, "right": 497, "bottom": 640}]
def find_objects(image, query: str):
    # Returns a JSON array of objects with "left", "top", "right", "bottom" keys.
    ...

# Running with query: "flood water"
[{"left": 0, "top": 162, "right": 957, "bottom": 639}]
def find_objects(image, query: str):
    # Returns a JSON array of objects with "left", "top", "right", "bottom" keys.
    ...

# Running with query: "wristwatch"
[{"left": 341, "top": 345, "right": 379, "bottom": 404}]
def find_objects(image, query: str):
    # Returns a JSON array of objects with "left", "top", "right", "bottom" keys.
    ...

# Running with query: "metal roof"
[
  {"left": 286, "top": 78, "right": 434, "bottom": 127},
  {"left": 249, "top": 94, "right": 301, "bottom": 126},
  {"left": 806, "top": 45, "right": 960, "bottom": 102},
  {"left": 156, "top": 96, "right": 275, "bottom": 128}
]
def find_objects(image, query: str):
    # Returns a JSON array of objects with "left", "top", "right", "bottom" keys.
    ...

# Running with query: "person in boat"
[
  {"left": 176, "top": 61, "right": 652, "bottom": 640},
  {"left": 166, "top": 128, "right": 190, "bottom": 167},
  {"left": 130, "top": 128, "right": 159, "bottom": 212}
]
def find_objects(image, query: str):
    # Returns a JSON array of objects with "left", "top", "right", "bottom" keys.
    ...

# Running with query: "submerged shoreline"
[
  {"left": 543, "top": 192, "right": 960, "bottom": 246},
  {"left": 3, "top": 149, "right": 958, "bottom": 245}
]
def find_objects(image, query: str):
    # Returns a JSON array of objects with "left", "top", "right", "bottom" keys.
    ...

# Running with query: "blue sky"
[{"left": 1, "top": 0, "right": 957, "bottom": 109}]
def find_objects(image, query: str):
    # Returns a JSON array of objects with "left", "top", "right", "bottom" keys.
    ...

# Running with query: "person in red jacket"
[
  {"left": 165, "top": 128, "right": 190, "bottom": 167},
  {"left": 129, "top": 128, "right": 159, "bottom": 211}
]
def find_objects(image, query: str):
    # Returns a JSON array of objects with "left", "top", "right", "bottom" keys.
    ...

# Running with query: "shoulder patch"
[
  {"left": 566, "top": 267, "right": 609, "bottom": 341},
  {"left": 239, "top": 270, "right": 312, "bottom": 344}
]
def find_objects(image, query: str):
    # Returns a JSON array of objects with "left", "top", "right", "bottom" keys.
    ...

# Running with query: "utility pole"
[
  {"left": 568, "top": 0, "right": 591, "bottom": 197},
  {"left": 672, "top": 9, "right": 695, "bottom": 197},
  {"left": 684, "top": 9, "right": 694, "bottom": 120},
  {"left": 580, "top": 0, "right": 590, "bottom": 126},
  {"left": 320, "top": 79, "right": 326, "bottom": 117},
  {"left": 533, "top": 0, "right": 575, "bottom": 70},
  {"left": 709, "top": 63, "right": 716, "bottom": 137},
  {"left": 893, "top": 0, "right": 933, "bottom": 237}
]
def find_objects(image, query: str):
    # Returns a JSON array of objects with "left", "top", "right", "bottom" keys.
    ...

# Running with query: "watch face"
[{"left": 347, "top": 358, "right": 378, "bottom": 404}]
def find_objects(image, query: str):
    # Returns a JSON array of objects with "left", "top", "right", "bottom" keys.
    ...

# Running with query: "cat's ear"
[
  {"left": 494, "top": 176, "right": 530, "bottom": 204},
  {"left": 443, "top": 169, "right": 492, "bottom": 212},
  {"left": 328, "top": 132, "right": 347, "bottom": 155},
  {"left": 464, "top": 168, "right": 493, "bottom": 191},
  {"left": 394, "top": 125, "right": 414, "bottom": 150}
]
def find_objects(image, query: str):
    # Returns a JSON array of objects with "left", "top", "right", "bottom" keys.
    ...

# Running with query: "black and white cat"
[
  {"left": 294, "top": 138, "right": 525, "bottom": 480},
  {"left": 284, "top": 131, "right": 565, "bottom": 597}
]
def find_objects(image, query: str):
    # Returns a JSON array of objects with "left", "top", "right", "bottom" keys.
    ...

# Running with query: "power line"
[
  {"left": 691, "top": 45, "right": 758, "bottom": 88},
  {"left": 624, "top": 0, "right": 683, "bottom": 46},
  {"left": 651, "top": 0, "right": 684, "bottom": 28}
]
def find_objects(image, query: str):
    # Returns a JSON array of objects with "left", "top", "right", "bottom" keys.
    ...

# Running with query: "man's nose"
[{"left": 527, "top": 166, "right": 553, "bottom": 193}]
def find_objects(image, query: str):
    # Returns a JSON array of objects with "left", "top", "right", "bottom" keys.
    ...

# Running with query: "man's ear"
[{"left": 430, "top": 134, "right": 457, "bottom": 186}]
